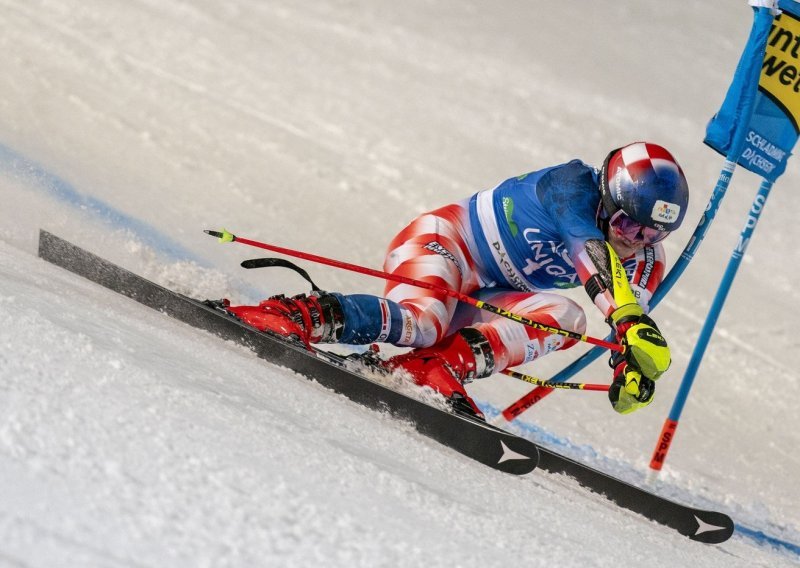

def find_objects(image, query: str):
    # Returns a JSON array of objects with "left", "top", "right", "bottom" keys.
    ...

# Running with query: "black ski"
[{"left": 37, "top": 230, "right": 734, "bottom": 544}]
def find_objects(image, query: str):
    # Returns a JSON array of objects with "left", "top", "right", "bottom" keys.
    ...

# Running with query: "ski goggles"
[{"left": 608, "top": 210, "right": 670, "bottom": 245}]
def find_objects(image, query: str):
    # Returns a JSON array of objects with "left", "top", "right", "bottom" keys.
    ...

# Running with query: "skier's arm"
[
  {"left": 574, "top": 239, "right": 671, "bottom": 414},
  {"left": 625, "top": 244, "right": 666, "bottom": 312}
]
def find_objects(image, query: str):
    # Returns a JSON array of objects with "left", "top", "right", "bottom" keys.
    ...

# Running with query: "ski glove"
[
  {"left": 609, "top": 360, "right": 656, "bottom": 414},
  {"left": 608, "top": 309, "right": 671, "bottom": 380},
  {"left": 607, "top": 310, "right": 671, "bottom": 414}
]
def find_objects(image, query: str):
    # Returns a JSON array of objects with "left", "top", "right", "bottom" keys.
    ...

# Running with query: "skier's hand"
[
  {"left": 609, "top": 361, "right": 655, "bottom": 414},
  {"left": 609, "top": 311, "right": 671, "bottom": 380},
  {"left": 606, "top": 310, "right": 669, "bottom": 414}
]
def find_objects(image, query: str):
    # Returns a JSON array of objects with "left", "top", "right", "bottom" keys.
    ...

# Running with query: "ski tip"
[
  {"left": 204, "top": 229, "right": 235, "bottom": 243},
  {"left": 688, "top": 512, "right": 735, "bottom": 544}
]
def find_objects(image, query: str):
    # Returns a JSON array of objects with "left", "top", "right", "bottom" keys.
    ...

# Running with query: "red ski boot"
[
  {"left": 385, "top": 328, "right": 495, "bottom": 419},
  {"left": 225, "top": 293, "right": 344, "bottom": 346}
]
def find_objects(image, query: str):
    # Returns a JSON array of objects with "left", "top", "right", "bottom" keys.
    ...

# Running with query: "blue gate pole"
[{"left": 647, "top": 178, "right": 774, "bottom": 478}]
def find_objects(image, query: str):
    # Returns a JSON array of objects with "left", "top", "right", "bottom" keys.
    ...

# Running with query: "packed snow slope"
[{"left": 0, "top": 1, "right": 798, "bottom": 566}]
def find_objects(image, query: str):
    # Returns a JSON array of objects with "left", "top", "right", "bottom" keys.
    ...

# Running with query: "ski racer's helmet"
[{"left": 599, "top": 142, "right": 689, "bottom": 243}]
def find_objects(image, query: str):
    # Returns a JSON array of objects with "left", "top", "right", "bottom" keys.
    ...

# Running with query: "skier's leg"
[
  {"left": 457, "top": 288, "right": 588, "bottom": 371},
  {"left": 226, "top": 201, "right": 481, "bottom": 348}
]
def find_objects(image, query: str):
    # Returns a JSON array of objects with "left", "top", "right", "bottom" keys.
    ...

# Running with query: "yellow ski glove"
[{"left": 608, "top": 313, "right": 670, "bottom": 414}]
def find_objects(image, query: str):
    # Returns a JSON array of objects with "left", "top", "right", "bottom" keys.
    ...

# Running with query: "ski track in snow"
[{"left": 1, "top": 1, "right": 799, "bottom": 566}]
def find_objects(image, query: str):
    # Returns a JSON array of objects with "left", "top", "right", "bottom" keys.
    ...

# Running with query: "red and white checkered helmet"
[{"left": 599, "top": 142, "right": 689, "bottom": 232}]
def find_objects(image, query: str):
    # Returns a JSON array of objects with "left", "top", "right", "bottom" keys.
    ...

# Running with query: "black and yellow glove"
[
  {"left": 591, "top": 242, "right": 671, "bottom": 414},
  {"left": 609, "top": 359, "right": 656, "bottom": 414},
  {"left": 607, "top": 311, "right": 671, "bottom": 414},
  {"left": 618, "top": 313, "right": 671, "bottom": 380}
]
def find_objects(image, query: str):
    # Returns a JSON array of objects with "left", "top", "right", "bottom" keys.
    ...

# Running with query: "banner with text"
[{"left": 705, "top": 1, "right": 800, "bottom": 181}]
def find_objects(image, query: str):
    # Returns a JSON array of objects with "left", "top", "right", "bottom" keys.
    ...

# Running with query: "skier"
[{"left": 224, "top": 142, "right": 687, "bottom": 419}]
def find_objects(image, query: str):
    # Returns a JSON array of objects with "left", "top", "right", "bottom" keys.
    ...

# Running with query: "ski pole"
[
  {"left": 501, "top": 369, "right": 609, "bottom": 392},
  {"left": 205, "top": 229, "right": 624, "bottom": 353}
]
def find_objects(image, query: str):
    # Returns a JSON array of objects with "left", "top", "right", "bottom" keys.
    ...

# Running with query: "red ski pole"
[
  {"left": 205, "top": 229, "right": 624, "bottom": 353},
  {"left": 497, "top": 386, "right": 557, "bottom": 422}
]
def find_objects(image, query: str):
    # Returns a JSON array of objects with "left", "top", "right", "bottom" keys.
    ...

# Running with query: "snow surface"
[{"left": 0, "top": 1, "right": 798, "bottom": 566}]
